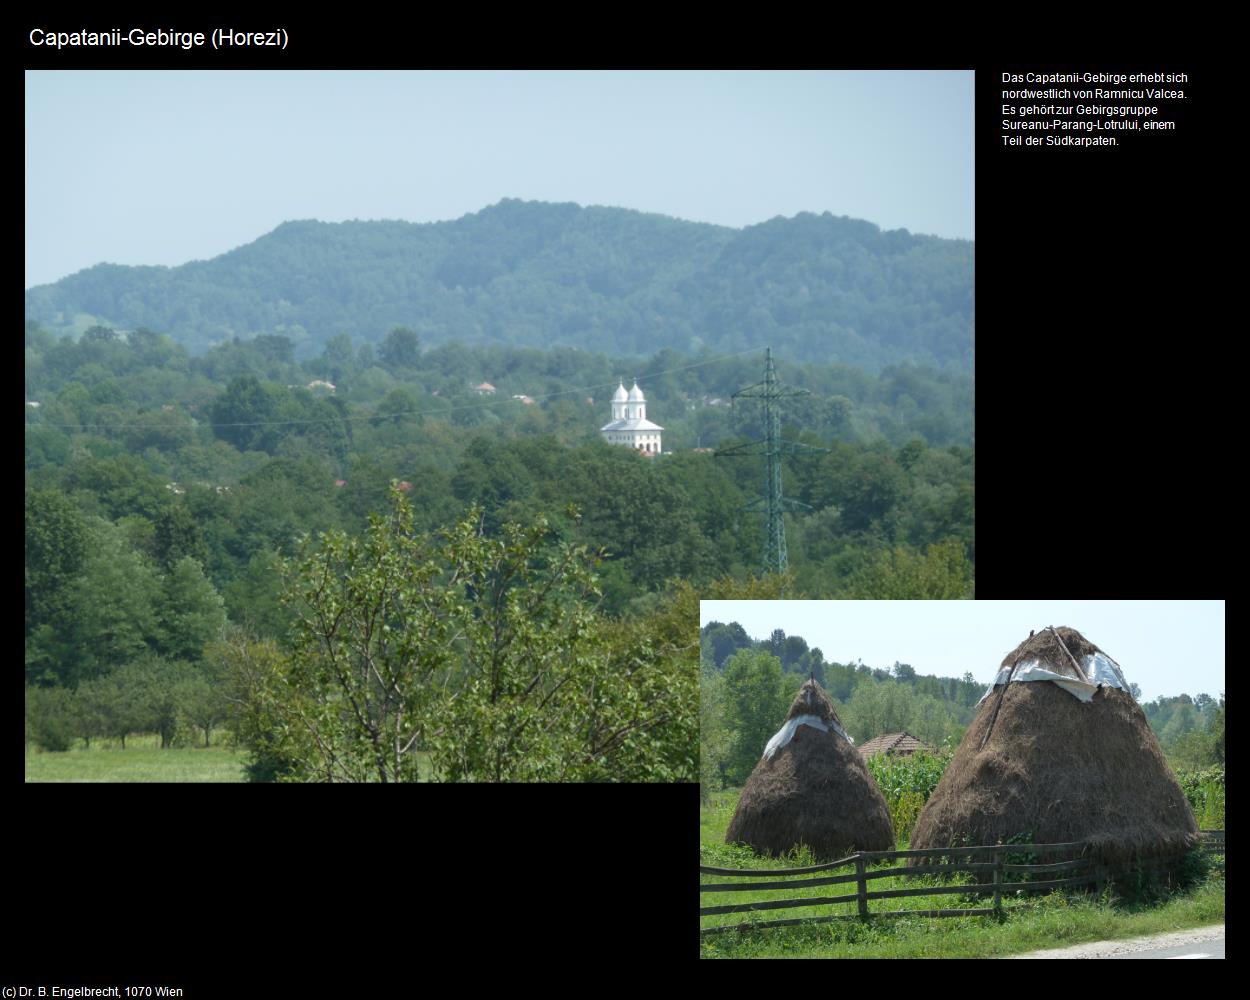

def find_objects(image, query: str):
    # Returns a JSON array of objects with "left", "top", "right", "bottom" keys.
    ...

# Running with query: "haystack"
[
  {"left": 725, "top": 678, "right": 894, "bottom": 859},
  {"left": 911, "top": 626, "right": 1198, "bottom": 862}
]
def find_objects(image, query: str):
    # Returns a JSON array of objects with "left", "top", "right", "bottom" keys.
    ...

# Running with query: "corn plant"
[{"left": 867, "top": 748, "right": 951, "bottom": 841}]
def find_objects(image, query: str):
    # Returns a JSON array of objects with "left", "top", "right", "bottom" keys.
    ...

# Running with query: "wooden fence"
[{"left": 701, "top": 833, "right": 1226, "bottom": 936}]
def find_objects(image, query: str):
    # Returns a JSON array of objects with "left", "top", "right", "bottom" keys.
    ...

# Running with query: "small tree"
[
  {"left": 427, "top": 514, "right": 607, "bottom": 783},
  {"left": 379, "top": 326, "right": 421, "bottom": 372},
  {"left": 262, "top": 489, "right": 607, "bottom": 780},
  {"left": 224, "top": 487, "right": 697, "bottom": 782},
  {"left": 214, "top": 632, "right": 302, "bottom": 782},
  {"left": 76, "top": 676, "right": 130, "bottom": 748},
  {"left": 699, "top": 663, "right": 731, "bottom": 801},
  {"left": 268, "top": 491, "right": 466, "bottom": 781},
  {"left": 722, "top": 648, "right": 790, "bottom": 785},
  {"left": 178, "top": 671, "right": 227, "bottom": 747},
  {"left": 158, "top": 557, "right": 227, "bottom": 661},
  {"left": 113, "top": 655, "right": 195, "bottom": 748},
  {"left": 25, "top": 685, "right": 76, "bottom": 752},
  {"left": 847, "top": 539, "right": 974, "bottom": 599},
  {"left": 575, "top": 580, "right": 699, "bottom": 782}
]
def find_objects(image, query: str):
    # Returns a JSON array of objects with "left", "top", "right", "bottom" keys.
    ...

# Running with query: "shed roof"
[{"left": 857, "top": 732, "right": 936, "bottom": 758}]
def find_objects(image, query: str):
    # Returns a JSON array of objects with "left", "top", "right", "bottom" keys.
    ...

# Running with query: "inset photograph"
[{"left": 699, "top": 600, "right": 1225, "bottom": 957}]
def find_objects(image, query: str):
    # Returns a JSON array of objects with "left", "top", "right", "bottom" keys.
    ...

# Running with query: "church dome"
[
  {"left": 612, "top": 383, "right": 629, "bottom": 402},
  {"left": 627, "top": 382, "right": 645, "bottom": 402}
]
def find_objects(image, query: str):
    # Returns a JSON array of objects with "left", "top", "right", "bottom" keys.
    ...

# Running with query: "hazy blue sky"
[
  {"left": 25, "top": 70, "right": 973, "bottom": 289},
  {"left": 700, "top": 601, "right": 1224, "bottom": 703}
]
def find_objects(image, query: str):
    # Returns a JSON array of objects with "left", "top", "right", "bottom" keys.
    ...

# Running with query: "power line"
[{"left": 716, "top": 347, "right": 827, "bottom": 576}]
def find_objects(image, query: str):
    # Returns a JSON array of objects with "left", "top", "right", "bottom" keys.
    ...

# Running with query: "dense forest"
[
  {"left": 24, "top": 323, "right": 974, "bottom": 612},
  {"left": 25, "top": 321, "right": 974, "bottom": 777},
  {"left": 24, "top": 200, "right": 974, "bottom": 372},
  {"left": 699, "top": 622, "right": 1225, "bottom": 796}
]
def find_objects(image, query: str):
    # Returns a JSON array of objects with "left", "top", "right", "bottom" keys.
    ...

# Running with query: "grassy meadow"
[
  {"left": 25, "top": 732, "right": 247, "bottom": 782},
  {"left": 700, "top": 787, "right": 1225, "bottom": 958},
  {"left": 25, "top": 736, "right": 438, "bottom": 782}
]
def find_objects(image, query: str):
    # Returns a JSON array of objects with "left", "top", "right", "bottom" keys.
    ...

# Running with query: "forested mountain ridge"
[{"left": 25, "top": 199, "right": 974, "bottom": 372}]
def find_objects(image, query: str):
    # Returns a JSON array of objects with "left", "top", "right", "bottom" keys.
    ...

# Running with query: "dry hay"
[
  {"left": 999, "top": 625, "right": 1104, "bottom": 678},
  {"left": 786, "top": 673, "right": 841, "bottom": 723},
  {"left": 911, "top": 626, "right": 1198, "bottom": 863},
  {"left": 726, "top": 678, "right": 895, "bottom": 859}
]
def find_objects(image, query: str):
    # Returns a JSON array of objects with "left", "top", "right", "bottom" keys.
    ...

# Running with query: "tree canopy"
[{"left": 221, "top": 487, "right": 696, "bottom": 781}]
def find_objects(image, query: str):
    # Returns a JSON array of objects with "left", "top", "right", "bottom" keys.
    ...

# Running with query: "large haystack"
[
  {"left": 911, "top": 626, "right": 1198, "bottom": 862},
  {"left": 726, "top": 678, "right": 895, "bottom": 859}
]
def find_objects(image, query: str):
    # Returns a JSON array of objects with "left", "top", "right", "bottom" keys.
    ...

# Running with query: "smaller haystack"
[
  {"left": 726, "top": 679, "right": 894, "bottom": 859},
  {"left": 911, "top": 626, "right": 1199, "bottom": 863}
]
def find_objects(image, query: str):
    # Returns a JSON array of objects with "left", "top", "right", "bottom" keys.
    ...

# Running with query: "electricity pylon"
[{"left": 716, "top": 347, "right": 826, "bottom": 575}]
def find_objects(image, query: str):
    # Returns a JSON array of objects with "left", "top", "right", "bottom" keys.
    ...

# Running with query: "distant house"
[
  {"left": 474, "top": 382, "right": 497, "bottom": 395},
  {"left": 26, "top": 401, "right": 40, "bottom": 408},
  {"left": 857, "top": 732, "right": 937, "bottom": 760},
  {"left": 511, "top": 394, "right": 536, "bottom": 405},
  {"left": 335, "top": 479, "right": 347, "bottom": 488},
  {"left": 307, "top": 380, "right": 336, "bottom": 393}
]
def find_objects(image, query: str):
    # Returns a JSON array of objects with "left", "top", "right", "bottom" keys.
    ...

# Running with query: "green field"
[
  {"left": 25, "top": 737, "right": 437, "bottom": 782},
  {"left": 26, "top": 741, "right": 247, "bottom": 782},
  {"left": 700, "top": 788, "right": 1225, "bottom": 958}
]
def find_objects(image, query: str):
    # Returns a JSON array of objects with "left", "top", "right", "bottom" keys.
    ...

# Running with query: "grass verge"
[
  {"left": 26, "top": 738, "right": 437, "bottom": 782},
  {"left": 26, "top": 737, "right": 247, "bottom": 782},
  {"left": 700, "top": 788, "right": 1225, "bottom": 958}
]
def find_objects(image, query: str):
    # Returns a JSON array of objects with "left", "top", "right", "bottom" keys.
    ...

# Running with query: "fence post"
[
  {"left": 855, "top": 854, "right": 868, "bottom": 919},
  {"left": 992, "top": 849, "right": 1002, "bottom": 918}
]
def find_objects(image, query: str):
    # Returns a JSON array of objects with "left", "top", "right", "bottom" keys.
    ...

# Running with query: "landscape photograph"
[{"left": 25, "top": 70, "right": 975, "bottom": 782}]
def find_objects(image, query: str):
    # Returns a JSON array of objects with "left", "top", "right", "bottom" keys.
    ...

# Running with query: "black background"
[{"left": 23, "top": 19, "right": 1220, "bottom": 980}]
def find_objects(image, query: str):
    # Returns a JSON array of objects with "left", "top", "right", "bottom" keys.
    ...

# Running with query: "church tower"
[{"left": 601, "top": 381, "right": 663, "bottom": 454}]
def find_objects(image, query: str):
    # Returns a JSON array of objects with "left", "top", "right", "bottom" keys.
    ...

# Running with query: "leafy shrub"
[
  {"left": 243, "top": 737, "right": 298, "bottom": 783},
  {"left": 1106, "top": 849, "right": 1210, "bottom": 905},
  {"left": 1176, "top": 766, "right": 1225, "bottom": 829},
  {"left": 25, "top": 685, "right": 77, "bottom": 752},
  {"left": 999, "top": 828, "right": 1042, "bottom": 884}
]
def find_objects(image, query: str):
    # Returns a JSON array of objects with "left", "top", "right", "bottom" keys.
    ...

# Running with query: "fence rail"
[{"left": 700, "top": 832, "right": 1225, "bottom": 936}]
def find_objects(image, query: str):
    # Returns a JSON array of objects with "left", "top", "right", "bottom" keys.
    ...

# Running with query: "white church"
[{"left": 601, "top": 382, "right": 663, "bottom": 454}]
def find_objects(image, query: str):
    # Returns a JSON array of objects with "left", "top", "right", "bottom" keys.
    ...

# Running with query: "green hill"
[{"left": 25, "top": 199, "right": 974, "bottom": 371}]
